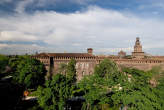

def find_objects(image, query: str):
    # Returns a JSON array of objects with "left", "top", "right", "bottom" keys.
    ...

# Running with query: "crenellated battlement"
[{"left": 31, "top": 38, "right": 164, "bottom": 80}]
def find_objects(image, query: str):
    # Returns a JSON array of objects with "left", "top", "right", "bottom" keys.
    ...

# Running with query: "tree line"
[{"left": 0, "top": 54, "right": 164, "bottom": 110}]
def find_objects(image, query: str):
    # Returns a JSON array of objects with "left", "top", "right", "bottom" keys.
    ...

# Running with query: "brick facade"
[{"left": 32, "top": 38, "right": 164, "bottom": 80}]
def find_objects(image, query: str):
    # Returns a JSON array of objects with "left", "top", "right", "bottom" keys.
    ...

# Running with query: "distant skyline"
[{"left": 0, "top": 0, "right": 164, "bottom": 55}]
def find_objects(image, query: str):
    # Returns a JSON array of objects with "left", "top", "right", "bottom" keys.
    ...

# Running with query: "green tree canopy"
[
  {"left": 78, "top": 59, "right": 126, "bottom": 109},
  {"left": 111, "top": 68, "right": 161, "bottom": 110},
  {"left": 37, "top": 74, "right": 74, "bottom": 110},
  {"left": 0, "top": 55, "right": 9, "bottom": 75},
  {"left": 78, "top": 59, "right": 162, "bottom": 110},
  {"left": 59, "top": 63, "right": 67, "bottom": 75},
  {"left": 66, "top": 59, "right": 76, "bottom": 83},
  {"left": 94, "top": 58, "right": 119, "bottom": 78},
  {"left": 155, "top": 75, "right": 164, "bottom": 110},
  {"left": 34, "top": 58, "right": 164, "bottom": 110},
  {"left": 36, "top": 59, "right": 77, "bottom": 110},
  {"left": 8, "top": 56, "right": 27, "bottom": 75},
  {"left": 149, "top": 66, "right": 164, "bottom": 110},
  {"left": 13, "top": 57, "right": 46, "bottom": 89}
]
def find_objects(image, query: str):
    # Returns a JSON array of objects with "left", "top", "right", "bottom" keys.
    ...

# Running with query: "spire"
[
  {"left": 134, "top": 37, "right": 142, "bottom": 52},
  {"left": 135, "top": 37, "right": 140, "bottom": 46}
]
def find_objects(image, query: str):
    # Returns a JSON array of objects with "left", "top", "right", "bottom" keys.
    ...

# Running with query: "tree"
[
  {"left": 0, "top": 55, "right": 9, "bottom": 78},
  {"left": 94, "top": 58, "right": 119, "bottom": 78},
  {"left": 37, "top": 74, "right": 73, "bottom": 110},
  {"left": 149, "top": 66, "right": 164, "bottom": 109},
  {"left": 0, "top": 55, "right": 24, "bottom": 110},
  {"left": 154, "top": 76, "right": 164, "bottom": 110},
  {"left": 8, "top": 56, "right": 27, "bottom": 78},
  {"left": 35, "top": 59, "right": 77, "bottom": 110},
  {"left": 66, "top": 59, "right": 76, "bottom": 83},
  {"left": 78, "top": 59, "right": 124, "bottom": 109},
  {"left": 13, "top": 57, "right": 46, "bottom": 89},
  {"left": 59, "top": 63, "right": 67, "bottom": 75},
  {"left": 111, "top": 68, "right": 161, "bottom": 110},
  {"left": 78, "top": 59, "right": 162, "bottom": 110}
]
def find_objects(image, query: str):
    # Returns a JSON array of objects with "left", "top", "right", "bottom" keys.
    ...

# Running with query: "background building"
[{"left": 32, "top": 38, "right": 164, "bottom": 80}]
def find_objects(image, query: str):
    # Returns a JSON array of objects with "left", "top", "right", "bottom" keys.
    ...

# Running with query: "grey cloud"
[
  {"left": 0, "top": 0, "right": 12, "bottom": 4},
  {"left": 15, "top": 0, "right": 35, "bottom": 13},
  {"left": 0, "top": 6, "right": 164, "bottom": 55},
  {"left": 0, "top": 44, "right": 47, "bottom": 55},
  {"left": 14, "top": 0, "right": 90, "bottom": 13}
]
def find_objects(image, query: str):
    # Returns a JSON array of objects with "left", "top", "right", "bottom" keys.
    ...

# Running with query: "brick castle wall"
[{"left": 32, "top": 38, "right": 164, "bottom": 80}]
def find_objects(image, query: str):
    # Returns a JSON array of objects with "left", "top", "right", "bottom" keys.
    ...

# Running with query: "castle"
[{"left": 32, "top": 38, "right": 164, "bottom": 80}]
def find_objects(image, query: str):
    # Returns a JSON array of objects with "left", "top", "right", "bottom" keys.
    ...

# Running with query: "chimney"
[{"left": 87, "top": 48, "right": 93, "bottom": 55}]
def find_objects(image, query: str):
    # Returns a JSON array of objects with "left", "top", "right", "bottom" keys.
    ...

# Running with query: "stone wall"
[
  {"left": 53, "top": 58, "right": 96, "bottom": 80},
  {"left": 115, "top": 59, "right": 164, "bottom": 71},
  {"left": 32, "top": 54, "right": 164, "bottom": 80}
]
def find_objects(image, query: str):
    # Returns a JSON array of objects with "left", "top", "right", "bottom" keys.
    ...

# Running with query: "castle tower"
[
  {"left": 118, "top": 50, "right": 126, "bottom": 58},
  {"left": 132, "top": 37, "right": 145, "bottom": 59},
  {"left": 87, "top": 48, "right": 93, "bottom": 55},
  {"left": 134, "top": 37, "right": 142, "bottom": 52}
]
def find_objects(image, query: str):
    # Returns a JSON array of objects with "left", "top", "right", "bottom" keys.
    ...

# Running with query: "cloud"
[
  {"left": 35, "top": 0, "right": 92, "bottom": 7},
  {"left": 0, "top": 43, "right": 47, "bottom": 55},
  {"left": 1, "top": 6, "right": 164, "bottom": 55},
  {"left": 96, "top": 47, "right": 133, "bottom": 54},
  {"left": 0, "top": 31, "right": 37, "bottom": 41},
  {"left": 0, "top": 44, "right": 8, "bottom": 49},
  {"left": 14, "top": 0, "right": 90, "bottom": 13},
  {"left": 137, "top": 0, "right": 164, "bottom": 13},
  {"left": 1, "top": 0, "right": 164, "bottom": 18},
  {"left": 0, "top": 0, "right": 12, "bottom": 4},
  {"left": 15, "top": 0, "right": 34, "bottom": 13}
]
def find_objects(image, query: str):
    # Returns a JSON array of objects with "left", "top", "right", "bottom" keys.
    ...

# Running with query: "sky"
[{"left": 0, "top": 0, "right": 164, "bottom": 55}]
